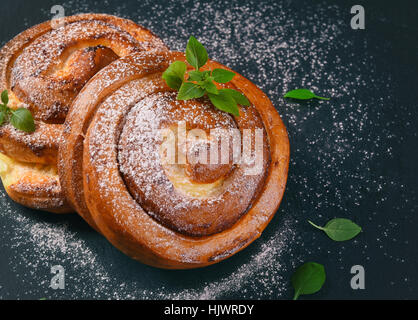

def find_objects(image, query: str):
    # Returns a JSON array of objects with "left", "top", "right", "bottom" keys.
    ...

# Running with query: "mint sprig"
[
  {"left": 0, "top": 90, "right": 35, "bottom": 133},
  {"left": 162, "top": 36, "right": 250, "bottom": 116}
]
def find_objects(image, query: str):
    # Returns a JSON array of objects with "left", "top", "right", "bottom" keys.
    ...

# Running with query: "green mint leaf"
[
  {"left": 308, "top": 218, "right": 362, "bottom": 242},
  {"left": 222, "top": 88, "right": 250, "bottom": 106},
  {"left": 189, "top": 71, "right": 211, "bottom": 82},
  {"left": 0, "top": 111, "right": 5, "bottom": 126},
  {"left": 188, "top": 70, "right": 205, "bottom": 81},
  {"left": 186, "top": 36, "right": 208, "bottom": 70},
  {"left": 284, "top": 88, "right": 329, "bottom": 101},
  {"left": 200, "top": 78, "right": 218, "bottom": 95},
  {"left": 202, "top": 71, "right": 211, "bottom": 80},
  {"left": 10, "top": 108, "right": 35, "bottom": 133},
  {"left": 1, "top": 90, "right": 9, "bottom": 105},
  {"left": 208, "top": 89, "right": 239, "bottom": 116},
  {"left": 212, "top": 68, "right": 235, "bottom": 83},
  {"left": 162, "top": 61, "right": 187, "bottom": 90},
  {"left": 177, "top": 82, "right": 205, "bottom": 100},
  {"left": 291, "top": 262, "right": 326, "bottom": 300}
]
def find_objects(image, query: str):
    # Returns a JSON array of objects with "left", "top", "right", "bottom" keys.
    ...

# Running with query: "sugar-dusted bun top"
[
  {"left": 59, "top": 50, "right": 289, "bottom": 268},
  {"left": 118, "top": 91, "right": 269, "bottom": 236},
  {"left": 3, "top": 14, "right": 166, "bottom": 123}
]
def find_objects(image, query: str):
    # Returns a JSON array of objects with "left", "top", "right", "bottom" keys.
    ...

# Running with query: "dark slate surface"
[{"left": 0, "top": 0, "right": 417, "bottom": 299}]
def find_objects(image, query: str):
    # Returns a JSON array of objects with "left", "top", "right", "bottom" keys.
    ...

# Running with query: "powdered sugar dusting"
[
  {"left": 10, "top": 15, "right": 164, "bottom": 123},
  {"left": 0, "top": 188, "right": 296, "bottom": 299},
  {"left": 1, "top": 0, "right": 415, "bottom": 299},
  {"left": 118, "top": 91, "right": 267, "bottom": 236}
]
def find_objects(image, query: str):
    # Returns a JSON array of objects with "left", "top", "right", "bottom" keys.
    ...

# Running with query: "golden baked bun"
[
  {"left": 0, "top": 13, "right": 167, "bottom": 213},
  {"left": 59, "top": 50, "right": 290, "bottom": 268}
]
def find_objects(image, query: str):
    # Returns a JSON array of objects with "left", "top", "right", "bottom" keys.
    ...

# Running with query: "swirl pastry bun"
[
  {"left": 0, "top": 13, "right": 167, "bottom": 212},
  {"left": 59, "top": 50, "right": 289, "bottom": 268}
]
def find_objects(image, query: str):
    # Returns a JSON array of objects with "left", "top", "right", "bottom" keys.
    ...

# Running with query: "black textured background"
[{"left": 0, "top": 0, "right": 417, "bottom": 300}]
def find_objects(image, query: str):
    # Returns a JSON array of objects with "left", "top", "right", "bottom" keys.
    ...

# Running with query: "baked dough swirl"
[
  {"left": 59, "top": 50, "right": 289, "bottom": 268},
  {"left": 118, "top": 91, "right": 269, "bottom": 237},
  {"left": 0, "top": 14, "right": 166, "bottom": 212}
]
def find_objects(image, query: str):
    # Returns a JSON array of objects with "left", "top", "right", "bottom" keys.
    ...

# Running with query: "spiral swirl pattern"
[
  {"left": 59, "top": 50, "right": 290, "bottom": 268},
  {"left": 0, "top": 14, "right": 166, "bottom": 212}
]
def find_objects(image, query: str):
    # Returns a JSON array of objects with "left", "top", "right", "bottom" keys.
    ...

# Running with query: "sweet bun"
[
  {"left": 59, "top": 50, "right": 290, "bottom": 268},
  {"left": 0, "top": 13, "right": 167, "bottom": 212}
]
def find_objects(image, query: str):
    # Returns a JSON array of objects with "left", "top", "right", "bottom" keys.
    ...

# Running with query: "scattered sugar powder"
[
  {"left": 0, "top": 0, "right": 415, "bottom": 298},
  {"left": 0, "top": 188, "right": 296, "bottom": 299}
]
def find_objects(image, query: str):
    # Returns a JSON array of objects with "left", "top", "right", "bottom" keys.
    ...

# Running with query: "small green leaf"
[
  {"left": 177, "top": 82, "right": 205, "bottom": 100},
  {"left": 0, "top": 111, "right": 6, "bottom": 125},
  {"left": 162, "top": 61, "right": 187, "bottom": 90},
  {"left": 308, "top": 218, "right": 362, "bottom": 242},
  {"left": 200, "top": 78, "right": 218, "bottom": 95},
  {"left": 202, "top": 71, "right": 211, "bottom": 80},
  {"left": 212, "top": 68, "right": 235, "bottom": 83},
  {"left": 291, "top": 262, "right": 326, "bottom": 300},
  {"left": 1, "top": 90, "right": 8, "bottom": 105},
  {"left": 188, "top": 70, "right": 205, "bottom": 81},
  {"left": 186, "top": 36, "right": 208, "bottom": 70},
  {"left": 0, "top": 110, "right": 6, "bottom": 125},
  {"left": 10, "top": 108, "right": 35, "bottom": 133},
  {"left": 284, "top": 88, "right": 329, "bottom": 101},
  {"left": 208, "top": 89, "right": 239, "bottom": 116},
  {"left": 222, "top": 88, "right": 250, "bottom": 106}
]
